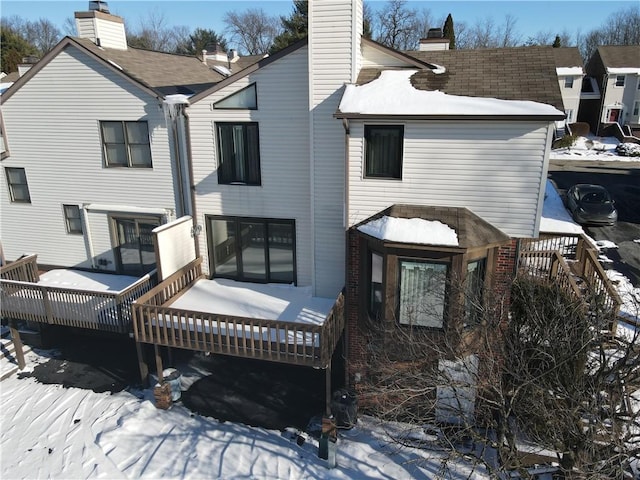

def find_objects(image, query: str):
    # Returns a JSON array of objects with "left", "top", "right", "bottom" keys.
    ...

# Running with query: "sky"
[{"left": 1, "top": 0, "right": 638, "bottom": 47}]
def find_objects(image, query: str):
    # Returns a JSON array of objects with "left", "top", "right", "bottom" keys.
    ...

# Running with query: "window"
[
  {"left": 101, "top": 121, "right": 152, "bottom": 168},
  {"left": 564, "top": 76, "right": 574, "bottom": 88},
  {"left": 5, "top": 167, "right": 30, "bottom": 203},
  {"left": 633, "top": 101, "right": 640, "bottom": 117},
  {"left": 369, "top": 251, "right": 383, "bottom": 318},
  {"left": 208, "top": 216, "right": 295, "bottom": 284},
  {"left": 398, "top": 260, "right": 447, "bottom": 328},
  {"left": 63, "top": 205, "right": 83, "bottom": 234},
  {"left": 216, "top": 123, "right": 261, "bottom": 185},
  {"left": 214, "top": 84, "right": 257, "bottom": 109},
  {"left": 364, "top": 125, "right": 403, "bottom": 179},
  {"left": 615, "top": 75, "right": 625, "bottom": 87},
  {"left": 464, "top": 259, "right": 486, "bottom": 326}
]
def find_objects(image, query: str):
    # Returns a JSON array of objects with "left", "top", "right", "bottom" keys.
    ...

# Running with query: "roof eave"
[{"left": 334, "top": 112, "right": 566, "bottom": 121}]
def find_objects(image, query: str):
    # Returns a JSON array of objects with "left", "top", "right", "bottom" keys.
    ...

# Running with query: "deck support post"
[
  {"left": 135, "top": 341, "right": 148, "bottom": 385},
  {"left": 9, "top": 322, "right": 26, "bottom": 370},
  {"left": 325, "top": 365, "right": 332, "bottom": 416},
  {"left": 155, "top": 344, "right": 164, "bottom": 383}
]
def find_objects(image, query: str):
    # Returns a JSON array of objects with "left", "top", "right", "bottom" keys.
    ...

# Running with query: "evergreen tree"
[
  {"left": 269, "top": 0, "right": 308, "bottom": 54},
  {"left": 174, "top": 28, "right": 228, "bottom": 56},
  {"left": 552, "top": 34, "right": 562, "bottom": 47},
  {"left": 0, "top": 25, "right": 36, "bottom": 73},
  {"left": 443, "top": 13, "right": 456, "bottom": 50}
]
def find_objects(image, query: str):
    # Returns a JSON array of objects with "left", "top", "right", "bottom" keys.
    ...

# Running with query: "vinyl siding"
[
  {"left": 309, "top": 0, "right": 362, "bottom": 297},
  {"left": 188, "top": 46, "right": 313, "bottom": 286},
  {"left": 347, "top": 121, "right": 552, "bottom": 238},
  {"left": 1, "top": 46, "right": 178, "bottom": 268}
]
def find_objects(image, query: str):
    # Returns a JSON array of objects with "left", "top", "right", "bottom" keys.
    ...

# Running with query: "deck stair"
[{"left": 0, "top": 329, "right": 31, "bottom": 381}]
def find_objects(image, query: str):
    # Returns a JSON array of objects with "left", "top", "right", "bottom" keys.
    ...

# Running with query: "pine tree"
[
  {"left": 552, "top": 34, "right": 562, "bottom": 48},
  {"left": 0, "top": 25, "right": 37, "bottom": 73},
  {"left": 269, "top": 0, "right": 308, "bottom": 54},
  {"left": 443, "top": 13, "right": 456, "bottom": 50}
]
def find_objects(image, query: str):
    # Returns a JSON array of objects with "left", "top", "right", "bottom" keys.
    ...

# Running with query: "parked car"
[{"left": 566, "top": 184, "right": 618, "bottom": 225}]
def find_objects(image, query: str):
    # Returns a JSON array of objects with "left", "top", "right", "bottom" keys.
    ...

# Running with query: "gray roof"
[
  {"left": 206, "top": 54, "right": 266, "bottom": 76},
  {"left": 374, "top": 46, "right": 565, "bottom": 110},
  {"left": 552, "top": 47, "right": 583, "bottom": 68},
  {"left": 596, "top": 45, "right": 640, "bottom": 69}
]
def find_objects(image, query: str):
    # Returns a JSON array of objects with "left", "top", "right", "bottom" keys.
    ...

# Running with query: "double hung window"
[
  {"left": 101, "top": 121, "right": 152, "bottom": 167},
  {"left": 216, "top": 123, "right": 261, "bottom": 185},
  {"left": 364, "top": 125, "right": 403, "bottom": 179}
]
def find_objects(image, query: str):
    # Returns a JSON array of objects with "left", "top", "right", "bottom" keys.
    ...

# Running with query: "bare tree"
[
  {"left": 357, "top": 272, "right": 640, "bottom": 478},
  {"left": 525, "top": 29, "right": 574, "bottom": 47},
  {"left": 23, "top": 18, "right": 61, "bottom": 55},
  {"left": 579, "top": 5, "right": 640, "bottom": 59},
  {"left": 224, "top": 8, "right": 279, "bottom": 55},
  {"left": 126, "top": 10, "right": 191, "bottom": 53},
  {"left": 374, "top": 0, "right": 420, "bottom": 50}
]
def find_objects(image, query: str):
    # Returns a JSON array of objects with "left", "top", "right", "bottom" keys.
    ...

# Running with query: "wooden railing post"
[{"left": 41, "top": 287, "right": 54, "bottom": 324}]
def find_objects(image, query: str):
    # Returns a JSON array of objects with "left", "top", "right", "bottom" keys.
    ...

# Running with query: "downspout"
[
  {"left": 181, "top": 107, "right": 200, "bottom": 256},
  {"left": 81, "top": 204, "right": 96, "bottom": 268}
]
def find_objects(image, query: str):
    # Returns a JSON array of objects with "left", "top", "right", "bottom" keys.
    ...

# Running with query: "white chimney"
[
  {"left": 419, "top": 28, "right": 450, "bottom": 51},
  {"left": 75, "top": 1, "right": 127, "bottom": 50},
  {"left": 18, "top": 55, "right": 39, "bottom": 77}
]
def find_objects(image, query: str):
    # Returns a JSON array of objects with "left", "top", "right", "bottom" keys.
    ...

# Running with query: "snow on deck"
[
  {"left": 38, "top": 269, "right": 141, "bottom": 293},
  {"left": 168, "top": 278, "right": 336, "bottom": 325}
]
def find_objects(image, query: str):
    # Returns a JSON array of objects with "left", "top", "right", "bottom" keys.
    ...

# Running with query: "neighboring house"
[
  {"left": 552, "top": 47, "right": 585, "bottom": 129},
  {"left": 0, "top": 6, "right": 219, "bottom": 276},
  {"left": 581, "top": 45, "right": 640, "bottom": 136},
  {"left": 2, "top": 0, "right": 565, "bottom": 416}
]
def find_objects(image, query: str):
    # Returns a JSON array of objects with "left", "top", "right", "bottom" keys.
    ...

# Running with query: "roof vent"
[
  {"left": 89, "top": 1, "right": 110, "bottom": 13},
  {"left": 427, "top": 28, "right": 443, "bottom": 39}
]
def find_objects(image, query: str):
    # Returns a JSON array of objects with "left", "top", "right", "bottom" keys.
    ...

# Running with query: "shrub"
[
  {"left": 552, "top": 134, "right": 577, "bottom": 149},
  {"left": 615, "top": 142, "right": 640, "bottom": 157}
]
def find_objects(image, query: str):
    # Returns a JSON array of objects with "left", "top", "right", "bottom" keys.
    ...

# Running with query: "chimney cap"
[{"left": 89, "top": 1, "right": 110, "bottom": 14}]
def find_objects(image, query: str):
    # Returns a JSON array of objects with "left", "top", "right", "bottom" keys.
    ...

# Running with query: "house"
[
  {"left": 0, "top": 5, "right": 219, "bottom": 276},
  {"left": 2, "top": 0, "right": 566, "bottom": 417},
  {"left": 552, "top": 47, "right": 585, "bottom": 130},
  {"left": 581, "top": 45, "right": 640, "bottom": 136}
]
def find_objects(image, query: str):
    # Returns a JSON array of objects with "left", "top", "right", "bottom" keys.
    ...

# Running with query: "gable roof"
[
  {"left": 2, "top": 36, "right": 221, "bottom": 103},
  {"left": 389, "top": 46, "right": 565, "bottom": 111},
  {"left": 596, "top": 45, "right": 640, "bottom": 69},
  {"left": 552, "top": 47, "right": 583, "bottom": 68}
]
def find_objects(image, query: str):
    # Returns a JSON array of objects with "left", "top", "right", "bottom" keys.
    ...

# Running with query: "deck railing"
[
  {"left": 519, "top": 233, "right": 622, "bottom": 330},
  {"left": 132, "top": 258, "right": 346, "bottom": 368},
  {"left": 1, "top": 269, "right": 156, "bottom": 334},
  {"left": 1, "top": 254, "right": 39, "bottom": 283}
]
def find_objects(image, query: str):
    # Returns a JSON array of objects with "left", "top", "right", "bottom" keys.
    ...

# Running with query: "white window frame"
[
  {"left": 615, "top": 75, "right": 625, "bottom": 87},
  {"left": 564, "top": 76, "right": 574, "bottom": 88},
  {"left": 63, "top": 204, "right": 83, "bottom": 234},
  {"left": 100, "top": 121, "right": 152, "bottom": 168},
  {"left": 5, "top": 167, "right": 31, "bottom": 203}
]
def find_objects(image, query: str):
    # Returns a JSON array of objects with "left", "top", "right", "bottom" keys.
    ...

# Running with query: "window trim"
[
  {"left": 364, "top": 124, "right": 404, "bottom": 180},
  {"left": 5, "top": 167, "right": 31, "bottom": 203},
  {"left": 63, "top": 204, "right": 83, "bottom": 234},
  {"left": 100, "top": 120, "right": 152, "bottom": 168},
  {"left": 216, "top": 122, "right": 262, "bottom": 186},
  {"left": 206, "top": 215, "right": 296, "bottom": 284},
  {"left": 633, "top": 101, "right": 640, "bottom": 117},
  {"left": 564, "top": 76, "right": 574, "bottom": 88},
  {"left": 614, "top": 75, "right": 625, "bottom": 87},
  {"left": 463, "top": 257, "right": 486, "bottom": 327},
  {"left": 213, "top": 83, "right": 258, "bottom": 110},
  {"left": 0, "top": 111, "right": 9, "bottom": 160},
  {"left": 108, "top": 213, "right": 162, "bottom": 275}
]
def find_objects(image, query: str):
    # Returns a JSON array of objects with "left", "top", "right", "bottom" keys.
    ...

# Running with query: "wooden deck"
[
  {"left": 132, "top": 258, "right": 346, "bottom": 368},
  {"left": 1, "top": 255, "right": 156, "bottom": 334},
  {"left": 519, "top": 233, "right": 622, "bottom": 332}
]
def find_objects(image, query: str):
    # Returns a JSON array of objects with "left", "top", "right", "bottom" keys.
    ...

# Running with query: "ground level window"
[
  {"left": 398, "top": 260, "right": 447, "bottom": 328},
  {"left": 208, "top": 216, "right": 295, "bottom": 284},
  {"left": 5, "top": 167, "right": 30, "bottom": 203},
  {"left": 112, "top": 216, "right": 160, "bottom": 275},
  {"left": 63, "top": 204, "right": 83, "bottom": 234}
]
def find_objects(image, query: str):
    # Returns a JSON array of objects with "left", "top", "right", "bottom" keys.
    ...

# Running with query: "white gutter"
[{"left": 83, "top": 204, "right": 172, "bottom": 216}]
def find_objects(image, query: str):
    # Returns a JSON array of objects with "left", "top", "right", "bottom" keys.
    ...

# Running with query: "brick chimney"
[{"left": 74, "top": 1, "right": 127, "bottom": 50}]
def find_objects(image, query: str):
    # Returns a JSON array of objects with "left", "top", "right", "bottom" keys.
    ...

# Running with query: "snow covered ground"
[
  {"left": 550, "top": 135, "right": 640, "bottom": 161},
  {"left": 0, "top": 353, "right": 487, "bottom": 479}
]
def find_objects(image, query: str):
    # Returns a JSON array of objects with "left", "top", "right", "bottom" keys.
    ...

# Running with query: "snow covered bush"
[
  {"left": 615, "top": 142, "right": 640, "bottom": 157},
  {"left": 552, "top": 134, "right": 577, "bottom": 150}
]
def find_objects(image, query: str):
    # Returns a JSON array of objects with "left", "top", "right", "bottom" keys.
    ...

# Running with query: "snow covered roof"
[
  {"left": 556, "top": 67, "right": 583, "bottom": 76},
  {"left": 338, "top": 69, "right": 565, "bottom": 119},
  {"left": 358, "top": 216, "right": 458, "bottom": 246},
  {"left": 356, "top": 205, "right": 510, "bottom": 249}
]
